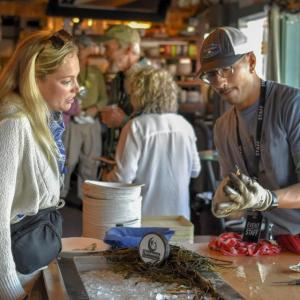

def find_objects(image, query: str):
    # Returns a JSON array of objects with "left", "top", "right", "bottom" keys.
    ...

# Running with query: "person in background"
[
  {"left": 101, "top": 24, "right": 150, "bottom": 158},
  {"left": 61, "top": 35, "right": 108, "bottom": 205},
  {"left": 199, "top": 27, "right": 300, "bottom": 253},
  {"left": 0, "top": 30, "right": 79, "bottom": 299},
  {"left": 103, "top": 67, "right": 201, "bottom": 220}
]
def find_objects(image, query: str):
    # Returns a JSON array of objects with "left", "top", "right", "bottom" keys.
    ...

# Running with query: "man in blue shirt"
[{"left": 198, "top": 26, "right": 300, "bottom": 253}]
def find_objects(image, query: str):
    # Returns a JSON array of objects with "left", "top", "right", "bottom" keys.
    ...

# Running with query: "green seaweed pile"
[{"left": 99, "top": 245, "right": 232, "bottom": 299}]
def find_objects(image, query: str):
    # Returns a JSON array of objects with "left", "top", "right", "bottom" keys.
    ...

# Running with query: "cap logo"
[{"left": 202, "top": 44, "right": 221, "bottom": 59}]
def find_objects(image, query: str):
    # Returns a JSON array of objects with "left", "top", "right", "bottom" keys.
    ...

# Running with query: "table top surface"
[
  {"left": 44, "top": 240, "right": 300, "bottom": 300},
  {"left": 186, "top": 243, "right": 300, "bottom": 300}
]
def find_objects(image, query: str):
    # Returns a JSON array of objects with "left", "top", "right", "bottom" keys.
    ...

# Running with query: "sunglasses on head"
[{"left": 48, "top": 29, "right": 73, "bottom": 49}]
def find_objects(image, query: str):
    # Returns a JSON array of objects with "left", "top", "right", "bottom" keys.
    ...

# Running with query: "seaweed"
[{"left": 99, "top": 245, "right": 233, "bottom": 299}]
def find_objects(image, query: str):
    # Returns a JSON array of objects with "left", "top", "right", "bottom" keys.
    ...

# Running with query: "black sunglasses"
[{"left": 49, "top": 29, "right": 73, "bottom": 49}]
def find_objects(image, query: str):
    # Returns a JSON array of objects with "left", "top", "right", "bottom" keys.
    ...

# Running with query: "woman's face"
[{"left": 37, "top": 53, "right": 80, "bottom": 112}]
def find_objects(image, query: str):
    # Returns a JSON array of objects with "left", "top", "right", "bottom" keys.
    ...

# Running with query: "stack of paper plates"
[
  {"left": 82, "top": 180, "right": 143, "bottom": 240},
  {"left": 83, "top": 180, "right": 142, "bottom": 200},
  {"left": 83, "top": 219, "right": 142, "bottom": 241},
  {"left": 83, "top": 196, "right": 142, "bottom": 225}
]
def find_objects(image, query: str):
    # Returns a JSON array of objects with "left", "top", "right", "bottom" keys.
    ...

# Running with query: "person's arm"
[
  {"left": 214, "top": 89, "right": 300, "bottom": 216},
  {"left": 100, "top": 106, "right": 127, "bottom": 128},
  {"left": 212, "top": 119, "right": 239, "bottom": 217},
  {"left": 0, "top": 118, "right": 26, "bottom": 299},
  {"left": 84, "top": 67, "right": 108, "bottom": 118},
  {"left": 100, "top": 72, "right": 129, "bottom": 128},
  {"left": 274, "top": 153, "right": 300, "bottom": 208},
  {"left": 213, "top": 120, "right": 233, "bottom": 177},
  {"left": 276, "top": 90, "right": 300, "bottom": 208},
  {"left": 214, "top": 152, "right": 300, "bottom": 216},
  {"left": 190, "top": 130, "right": 201, "bottom": 178},
  {"left": 103, "top": 120, "right": 140, "bottom": 182},
  {"left": 276, "top": 182, "right": 300, "bottom": 208}
]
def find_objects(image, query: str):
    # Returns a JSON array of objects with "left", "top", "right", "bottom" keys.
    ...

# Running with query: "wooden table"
[
  {"left": 32, "top": 242, "right": 300, "bottom": 300},
  {"left": 187, "top": 243, "right": 300, "bottom": 300}
]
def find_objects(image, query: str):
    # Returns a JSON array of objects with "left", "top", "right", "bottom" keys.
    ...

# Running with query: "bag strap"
[{"left": 56, "top": 199, "right": 65, "bottom": 210}]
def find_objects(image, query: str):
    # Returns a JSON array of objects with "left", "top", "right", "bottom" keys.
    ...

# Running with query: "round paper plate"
[{"left": 61, "top": 237, "right": 108, "bottom": 257}]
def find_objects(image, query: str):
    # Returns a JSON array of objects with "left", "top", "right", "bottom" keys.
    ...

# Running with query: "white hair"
[
  {"left": 118, "top": 40, "right": 140, "bottom": 56},
  {"left": 131, "top": 43, "right": 140, "bottom": 55}
]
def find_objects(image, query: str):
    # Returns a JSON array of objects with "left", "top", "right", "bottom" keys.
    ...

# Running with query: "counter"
[
  {"left": 30, "top": 242, "right": 300, "bottom": 300},
  {"left": 188, "top": 243, "right": 300, "bottom": 300}
]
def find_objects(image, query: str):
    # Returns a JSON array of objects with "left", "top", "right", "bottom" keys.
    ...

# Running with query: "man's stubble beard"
[{"left": 107, "top": 61, "right": 121, "bottom": 74}]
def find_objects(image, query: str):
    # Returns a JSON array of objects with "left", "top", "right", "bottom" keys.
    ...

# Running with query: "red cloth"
[
  {"left": 276, "top": 235, "right": 300, "bottom": 254},
  {"left": 208, "top": 232, "right": 281, "bottom": 256}
]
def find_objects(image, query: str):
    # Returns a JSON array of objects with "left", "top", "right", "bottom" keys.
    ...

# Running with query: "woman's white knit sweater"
[{"left": 0, "top": 99, "right": 60, "bottom": 299}]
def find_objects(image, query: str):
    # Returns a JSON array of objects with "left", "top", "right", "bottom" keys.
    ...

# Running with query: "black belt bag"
[{"left": 11, "top": 206, "right": 63, "bottom": 274}]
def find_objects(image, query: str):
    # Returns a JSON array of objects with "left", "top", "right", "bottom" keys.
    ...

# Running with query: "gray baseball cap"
[{"left": 199, "top": 27, "right": 253, "bottom": 74}]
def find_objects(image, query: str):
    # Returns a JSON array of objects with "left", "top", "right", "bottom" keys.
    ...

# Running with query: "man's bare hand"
[
  {"left": 100, "top": 106, "right": 126, "bottom": 128},
  {"left": 85, "top": 106, "right": 99, "bottom": 118}
]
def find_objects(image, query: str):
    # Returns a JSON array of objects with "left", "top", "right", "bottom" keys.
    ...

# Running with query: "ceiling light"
[
  {"left": 87, "top": 19, "right": 93, "bottom": 27},
  {"left": 186, "top": 26, "right": 195, "bottom": 33},
  {"left": 72, "top": 17, "right": 80, "bottom": 24},
  {"left": 127, "top": 21, "right": 151, "bottom": 29}
]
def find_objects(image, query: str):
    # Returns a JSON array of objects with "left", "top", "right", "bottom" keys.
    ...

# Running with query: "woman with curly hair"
[{"left": 103, "top": 67, "right": 201, "bottom": 219}]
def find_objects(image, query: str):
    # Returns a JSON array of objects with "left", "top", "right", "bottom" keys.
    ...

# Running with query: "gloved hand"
[
  {"left": 212, "top": 176, "right": 240, "bottom": 218},
  {"left": 224, "top": 173, "right": 274, "bottom": 211}
]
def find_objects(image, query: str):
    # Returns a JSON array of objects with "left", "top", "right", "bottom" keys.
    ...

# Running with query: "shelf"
[
  {"left": 142, "top": 35, "right": 201, "bottom": 82},
  {"left": 146, "top": 55, "right": 197, "bottom": 60},
  {"left": 176, "top": 80, "right": 201, "bottom": 87},
  {"left": 141, "top": 36, "right": 201, "bottom": 45},
  {"left": 178, "top": 102, "right": 204, "bottom": 114}
]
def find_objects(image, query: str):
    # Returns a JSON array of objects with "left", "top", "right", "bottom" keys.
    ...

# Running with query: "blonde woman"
[
  {"left": 0, "top": 30, "right": 79, "bottom": 299},
  {"left": 104, "top": 67, "right": 201, "bottom": 219}
]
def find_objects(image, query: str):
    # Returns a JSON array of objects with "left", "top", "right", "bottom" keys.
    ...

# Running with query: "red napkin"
[
  {"left": 276, "top": 235, "right": 300, "bottom": 254},
  {"left": 208, "top": 232, "right": 281, "bottom": 256}
]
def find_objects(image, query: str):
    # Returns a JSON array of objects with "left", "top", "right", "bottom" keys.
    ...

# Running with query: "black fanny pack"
[{"left": 11, "top": 206, "right": 63, "bottom": 274}]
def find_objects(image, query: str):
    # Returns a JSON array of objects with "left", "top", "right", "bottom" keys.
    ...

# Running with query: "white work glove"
[
  {"left": 212, "top": 176, "right": 240, "bottom": 218},
  {"left": 224, "top": 173, "right": 274, "bottom": 211}
]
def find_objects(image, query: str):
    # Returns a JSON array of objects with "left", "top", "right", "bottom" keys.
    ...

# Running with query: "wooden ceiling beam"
[
  {"left": 74, "top": 0, "right": 137, "bottom": 8},
  {"left": 0, "top": 1, "right": 46, "bottom": 18}
]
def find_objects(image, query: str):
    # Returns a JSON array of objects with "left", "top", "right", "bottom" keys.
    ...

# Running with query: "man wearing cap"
[
  {"left": 101, "top": 24, "right": 150, "bottom": 158},
  {"left": 198, "top": 26, "right": 300, "bottom": 253},
  {"left": 62, "top": 35, "right": 108, "bottom": 205}
]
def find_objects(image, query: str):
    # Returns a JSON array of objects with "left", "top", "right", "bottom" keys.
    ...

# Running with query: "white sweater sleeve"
[{"left": 0, "top": 119, "right": 26, "bottom": 299}]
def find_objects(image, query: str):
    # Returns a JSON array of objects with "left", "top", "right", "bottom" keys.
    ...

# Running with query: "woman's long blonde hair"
[
  {"left": 129, "top": 67, "right": 178, "bottom": 114},
  {"left": 0, "top": 30, "right": 77, "bottom": 158}
]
